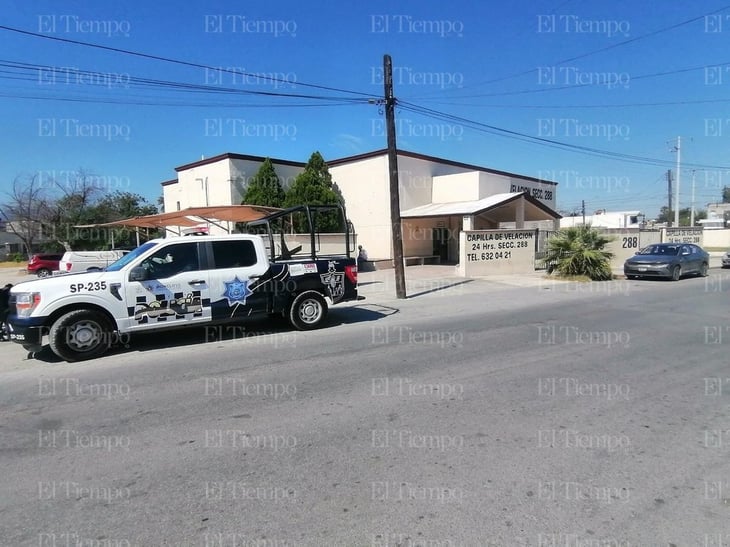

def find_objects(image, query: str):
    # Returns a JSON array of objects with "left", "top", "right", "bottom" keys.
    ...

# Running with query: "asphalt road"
[{"left": 2, "top": 272, "right": 730, "bottom": 546}]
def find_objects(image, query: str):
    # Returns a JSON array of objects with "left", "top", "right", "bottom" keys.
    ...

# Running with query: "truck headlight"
[{"left": 15, "top": 292, "right": 41, "bottom": 317}]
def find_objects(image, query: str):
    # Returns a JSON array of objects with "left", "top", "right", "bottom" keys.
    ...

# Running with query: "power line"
[
  {"left": 397, "top": 100, "right": 730, "bottom": 170},
  {"left": 400, "top": 97, "right": 730, "bottom": 110},
  {"left": 0, "top": 93, "right": 363, "bottom": 108},
  {"left": 405, "top": 58, "right": 730, "bottom": 101},
  {"left": 0, "top": 59, "right": 371, "bottom": 106},
  {"left": 0, "top": 24, "right": 379, "bottom": 99},
  {"left": 415, "top": 4, "right": 730, "bottom": 96}
]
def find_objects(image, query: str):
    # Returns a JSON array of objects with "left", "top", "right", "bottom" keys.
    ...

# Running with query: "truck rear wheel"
[
  {"left": 288, "top": 291, "right": 328, "bottom": 330},
  {"left": 49, "top": 309, "right": 113, "bottom": 362}
]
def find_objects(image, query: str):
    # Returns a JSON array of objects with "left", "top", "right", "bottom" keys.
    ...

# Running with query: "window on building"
[{"left": 211, "top": 240, "right": 257, "bottom": 269}]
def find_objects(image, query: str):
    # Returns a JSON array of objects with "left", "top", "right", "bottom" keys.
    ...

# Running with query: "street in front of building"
[{"left": 1, "top": 268, "right": 730, "bottom": 545}]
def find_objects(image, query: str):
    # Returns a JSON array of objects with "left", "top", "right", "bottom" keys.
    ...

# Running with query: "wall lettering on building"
[
  {"left": 664, "top": 227, "right": 703, "bottom": 244},
  {"left": 509, "top": 184, "right": 553, "bottom": 202}
]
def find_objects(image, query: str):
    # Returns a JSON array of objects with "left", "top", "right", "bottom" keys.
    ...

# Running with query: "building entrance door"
[{"left": 432, "top": 227, "right": 449, "bottom": 262}]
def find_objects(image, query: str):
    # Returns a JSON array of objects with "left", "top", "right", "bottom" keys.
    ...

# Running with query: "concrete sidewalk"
[{"left": 357, "top": 264, "right": 565, "bottom": 302}]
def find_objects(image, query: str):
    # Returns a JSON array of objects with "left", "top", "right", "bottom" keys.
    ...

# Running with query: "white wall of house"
[
  {"left": 177, "top": 159, "right": 233, "bottom": 207},
  {"left": 561, "top": 211, "right": 641, "bottom": 229},
  {"left": 163, "top": 158, "right": 235, "bottom": 235},
  {"left": 164, "top": 157, "right": 307, "bottom": 236}
]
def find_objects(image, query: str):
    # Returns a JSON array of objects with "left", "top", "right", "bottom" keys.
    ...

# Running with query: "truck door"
[
  {"left": 205, "top": 239, "right": 270, "bottom": 321},
  {"left": 122, "top": 241, "right": 211, "bottom": 331}
]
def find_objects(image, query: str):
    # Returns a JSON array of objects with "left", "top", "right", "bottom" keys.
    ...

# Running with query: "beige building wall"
[
  {"left": 396, "top": 155, "right": 472, "bottom": 211},
  {"left": 432, "top": 173, "right": 481, "bottom": 203},
  {"left": 329, "top": 155, "right": 391, "bottom": 260},
  {"left": 702, "top": 228, "right": 730, "bottom": 248}
]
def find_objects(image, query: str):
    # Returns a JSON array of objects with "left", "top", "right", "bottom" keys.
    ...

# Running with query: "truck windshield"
[{"left": 105, "top": 241, "right": 159, "bottom": 271}]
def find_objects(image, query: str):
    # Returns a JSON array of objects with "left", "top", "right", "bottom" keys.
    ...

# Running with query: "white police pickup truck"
[{"left": 8, "top": 206, "right": 359, "bottom": 362}]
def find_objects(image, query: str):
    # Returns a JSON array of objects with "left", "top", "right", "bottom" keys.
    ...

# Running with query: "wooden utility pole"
[{"left": 383, "top": 54, "right": 406, "bottom": 299}]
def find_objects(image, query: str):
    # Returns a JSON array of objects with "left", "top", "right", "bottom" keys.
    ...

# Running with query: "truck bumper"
[{"left": 7, "top": 316, "right": 46, "bottom": 352}]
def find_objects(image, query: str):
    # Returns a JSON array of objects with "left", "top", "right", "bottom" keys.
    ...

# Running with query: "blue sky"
[{"left": 2, "top": 0, "right": 730, "bottom": 218}]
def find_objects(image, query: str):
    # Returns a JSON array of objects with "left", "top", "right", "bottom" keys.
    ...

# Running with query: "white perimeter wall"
[{"left": 703, "top": 229, "right": 730, "bottom": 248}]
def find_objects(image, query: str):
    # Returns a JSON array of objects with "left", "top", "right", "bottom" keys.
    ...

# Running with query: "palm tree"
[{"left": 542, "top": 225, "right": 614, "bottom": 281}]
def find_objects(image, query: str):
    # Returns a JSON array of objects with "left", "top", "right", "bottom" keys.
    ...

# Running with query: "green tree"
[
  {"left": 656, "top": 206, "right": 706, "bottom": 226},
  {"left": 284, "top": 152, "right": 342, "bottom": 207},
  {"left": 243, "top": 158, "right": 286, "bottom": 208},
  {"left": 92, "top": 191, "right": 158, "bottom": 220},
  {"left": 284, "top": 151, "right": 344, "bottom": 232},
  {"left": 82, "top": 192, "right": 159, "bottom": 249},
  {"left": 723, "top": 186, "right": 730, "bottom": 203},
  {"left": 542, "top": 225, "right": 614, "bottom": 281},
  {"left": 2, "top": 171, "right": 161, "bottom": 254},
  {"left": 656, "top": 206, "right": 672, "bottom": 224}
]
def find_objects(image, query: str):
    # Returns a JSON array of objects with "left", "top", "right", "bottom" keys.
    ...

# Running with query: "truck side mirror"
[{"left": 129, "top": 266, "right": 148, "bottom": 282}]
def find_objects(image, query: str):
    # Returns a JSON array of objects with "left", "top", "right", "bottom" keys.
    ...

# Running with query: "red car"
[{"left": 26, "top": 253, "right": 63, "bottom": 278}]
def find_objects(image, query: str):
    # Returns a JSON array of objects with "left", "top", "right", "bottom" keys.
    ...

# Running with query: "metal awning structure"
[
  {"left": 73, "top": 205, "right": 283, "bottom": 247},
  {"left": 75, "top": 205, "right": 282, "bottom": 229}
]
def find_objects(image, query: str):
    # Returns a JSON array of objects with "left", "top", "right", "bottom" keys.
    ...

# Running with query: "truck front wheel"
[
  {"left": 49, "top": 309, "right": 113, "bottom": 362},
  {"left": 288, "top": 291, "right": 328, "bottom": 330}
]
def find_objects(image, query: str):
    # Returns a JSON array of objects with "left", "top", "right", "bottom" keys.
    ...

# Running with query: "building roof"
[
  {"left": 327, "top": 149, "right": 558, "bottom": 186},
  {"left": 174, "top": 152, "right": 307, "bottom": 173},
  {"left": 401, "top": 192, "right": 561, "bottom": 220},
  {"left": 168, "top": 148, "right": 558, "bottom": 187}
]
